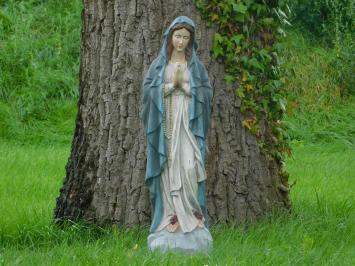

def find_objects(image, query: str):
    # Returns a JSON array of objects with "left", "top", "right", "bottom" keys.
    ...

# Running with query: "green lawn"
[{"left": 0, "top": 142, "right": 354, "bottom": 265}]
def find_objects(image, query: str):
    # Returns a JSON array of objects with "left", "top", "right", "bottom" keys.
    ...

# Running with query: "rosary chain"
[{"left": 163, "top": 91, "right": 173, "bottom": 166}]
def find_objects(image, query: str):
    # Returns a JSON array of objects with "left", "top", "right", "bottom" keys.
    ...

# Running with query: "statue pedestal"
[{"left": 148, "top": 227, "right": 213, "bottom": 254}]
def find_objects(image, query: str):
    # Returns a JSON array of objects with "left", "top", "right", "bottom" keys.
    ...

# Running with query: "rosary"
[{"left": 163, "top": 93, "right": 173, "bottom": 166}]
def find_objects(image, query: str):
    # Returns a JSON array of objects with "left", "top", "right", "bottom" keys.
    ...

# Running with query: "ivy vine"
[{"left": 193, "top": 0, "right": 292, "bottom": 177}]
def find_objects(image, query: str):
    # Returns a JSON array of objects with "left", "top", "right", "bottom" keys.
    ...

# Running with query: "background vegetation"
[
  {"left": 0, "top": 0, "right": 354, "bottom": 265},
  {"left": 0, "top": 0, "right": 353, "bottom": 147},
  {"left": 0, "top": 0, "right": 81, "bottom": 144},
  {"left": 281, "top": 0, "right": 354, "bottom": 147}
]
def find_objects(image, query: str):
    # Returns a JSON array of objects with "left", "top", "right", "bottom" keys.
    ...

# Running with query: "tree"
[{"left": 54, "top": 0, "right": 291, "bottom": 227}]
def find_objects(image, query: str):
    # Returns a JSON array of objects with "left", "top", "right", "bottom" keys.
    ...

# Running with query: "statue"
[{"left": 142, "top": 16, "right": 213, "bottom": 253}]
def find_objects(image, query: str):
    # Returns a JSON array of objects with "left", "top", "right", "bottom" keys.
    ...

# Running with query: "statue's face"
[{"left": 172, "top": 28, "right": 191, "bottom": 53}]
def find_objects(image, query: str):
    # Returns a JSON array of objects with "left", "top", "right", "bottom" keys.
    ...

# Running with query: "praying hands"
[{"left": 163, "top": 63, "right": 191, "bottom": 97}]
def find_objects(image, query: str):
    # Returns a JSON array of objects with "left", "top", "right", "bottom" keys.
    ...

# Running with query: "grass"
[
  {"left": 279, "top": 29, "right": 355, "bottom": 147},
  {"left": 0, "top": 142, "right": 354, "bottom": 265},
  {"left": 283, "top": 96, "right": 355, "bottom": 146},
  {"left": 0, "top": 0, "right": 81, "bottom": 144},
  {"left": 0, "top": 1, "right": 354, "bottom": 148}
]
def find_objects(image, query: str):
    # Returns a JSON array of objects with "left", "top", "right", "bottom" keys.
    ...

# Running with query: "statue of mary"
[{"left": 142, "top": 16, "right": 213, "bottom": 253}]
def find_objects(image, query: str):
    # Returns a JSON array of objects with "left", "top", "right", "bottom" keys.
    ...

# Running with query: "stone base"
[{"left": 148, "top": 227, "right": 213, "bottom": 254}]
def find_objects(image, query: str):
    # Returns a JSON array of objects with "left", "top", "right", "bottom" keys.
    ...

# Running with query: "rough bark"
[{"left": 54, "top": 0, "right": 291, "bottom": 227}]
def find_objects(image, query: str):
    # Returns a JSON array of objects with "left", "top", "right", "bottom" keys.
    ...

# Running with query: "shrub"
[{"left": 286, "top": 0, "right": 354, "bottom": 43}]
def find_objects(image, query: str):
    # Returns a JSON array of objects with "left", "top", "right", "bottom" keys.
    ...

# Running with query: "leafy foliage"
[{"left": 193, "top": 0, "right": 292, "bottom": 164}]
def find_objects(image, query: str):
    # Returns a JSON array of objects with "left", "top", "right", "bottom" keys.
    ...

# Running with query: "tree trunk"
[{"left": 54, "top": 0, "right": 291, "bottom": 227}]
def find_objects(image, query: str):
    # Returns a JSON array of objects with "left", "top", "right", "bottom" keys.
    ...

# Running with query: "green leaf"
[
  {"left": 258, "top": 49, "right": 272, "bottom": 61},
  {"left": 279, "top": 98, "right": 287, "bottom": 112},
  {"left": 248, "top": 58, "right": 264, "bottom": 72},
  {"left": 261, "top": 99, "right": 268, "bottom": 111},
  {"left": 235, "top": 13, "right": 245, "bottom": 22},
  {"left": 213, "top": 33, "right": 223, "bottom": 44},
  {"left": 272, "top": 80, "right": 282, "bottom": 89},
  {"left": 232, "top": 3, "right": 248, "bottom": 14},
  {"left": 224, "top": 74, "right": 235, "bottom": 85},
  {"left": 236, "top": 87, "right": 245, "bottom": 98},
  {"left": 261, "top": 18, "right": 274, "bottom": 26},
  {"left": 231, "top": 34, "right": 244, "bottom": 45},
  {"left": 212, "top": 46, "right": 224, "bottom": 58}
]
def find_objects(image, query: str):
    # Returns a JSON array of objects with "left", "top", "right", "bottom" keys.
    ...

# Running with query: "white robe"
[{"left": 155, "top": 61, "right": 207, "bottom": 233}]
